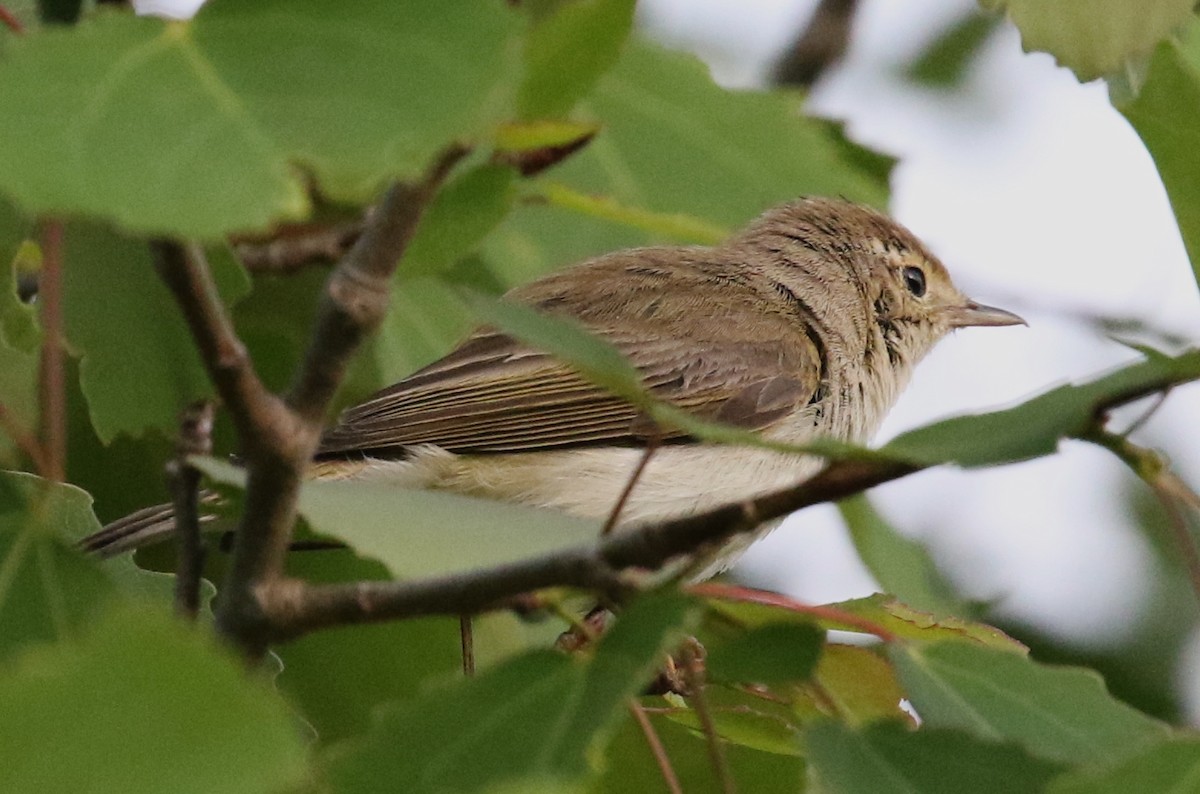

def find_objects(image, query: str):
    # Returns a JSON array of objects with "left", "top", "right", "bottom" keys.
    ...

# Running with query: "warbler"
[{"left": 83, "top": 197, "right": 1023, "bottom": 574}]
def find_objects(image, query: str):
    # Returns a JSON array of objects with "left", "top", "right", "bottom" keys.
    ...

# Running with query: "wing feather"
[{"left": 317, "top": 252, "right": 826, "bottom": 458}]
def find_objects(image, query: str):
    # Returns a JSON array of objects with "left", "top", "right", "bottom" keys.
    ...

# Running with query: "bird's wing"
[{"left": 317, "top": 261, "right": 826, "bottom": 457}]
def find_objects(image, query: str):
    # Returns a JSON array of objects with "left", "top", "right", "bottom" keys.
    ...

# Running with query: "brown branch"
[
  {"left": 286, "top": 144, "right": 469, "bottom": 427},
  {"left": 155, "top": 147, "right": 466, "bottom": 659},
  {"left": 232, "top": 219, "right": 364, "bottom": 274},
  {"left": 0, "top": 4, "right": 24, "bottom": 34},
  {"left": 628, "top": 700, "right": 683, "bottom": 794},
  {"left": 601, "top": 435, "right": 660, "bottom": 536},
  {"left": 37, "top": 219, "right": 65, "bottom": 482},
  {"left": 169, "top": 401, "right": 215, "bottom": 619},
  {"left": 1085, "top": 429, "right": 1200, "bottom": 608},
  {"left": 771, "top": 0, "right": 860, "bottom": 88},
  {"left": 679, "top": 640, "right": 736, "bottom": 794},
  {"left": 257, "top": 458, "right": 916, "bottom": 640}
]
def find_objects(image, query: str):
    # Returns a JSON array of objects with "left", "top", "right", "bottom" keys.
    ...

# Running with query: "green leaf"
[
  {"left": 276, "top": 551, "right": 462, "bottom": 744},
  {"left": 906, "top": 11, "right": 1001, "bottom": 88},
  {"left": 485, "top": 37, "right": 891, "bottom": 276},
  {"left": 0, "top": 603, "right": 310, "bottom": 793},
  {"left": 890, "top": 641, "right": 1169, "bottom": 765},
  {"left": 804, "top": 643, "right": 910, "bottom": 726},
  {"left": 0, "top": 207, "right": 38, "bottom": 466},
  {"left": 0, "top": 1, "right": 520, "bottom": 237},
  {"left": 193, "top": 456, "right": 604, "bottom": 580},
  {"left": 705, "top": 592, "right": 1025, "bottom": 652},
  {"left": 1048, "top": 737, "right": 1200, "bottom": 793},
  {"left": 1121, "top": 37, "right": 1200, "bottom": 290},
  {"left": 839, "top": 495, "right": 964, "bottom": 616},
  {"left": 983, "top": 0, "right": 1195, "bottom": 81},
  {"left": 63, "top": 223, "right": 250, "bottom": 441},
  {"left": 324, "top": 591, "right": 698, "bottom": 793},
  {"left": 593, "top": 706, "right": 804, "bottom": 793},
  {"left": 519, "top": 0, "right": 636, "bottom": 119},
  {"left": 659, "top": 684, "right": 805, "bottom": 757},
  {"left": 807, "top": 721, "right": 1065, "bottom": 794},
  {"left": 704, "top": 622, "right": 823, "bottom": 685},
  {"left": 400, "top": 164, "right": 518, "bottom": 280},
  {"left": 0, "top": 471, "right": 116, "bottom": 660},
  {"left": 883, "top": 347, "right": 1200, "bottom": 467}
]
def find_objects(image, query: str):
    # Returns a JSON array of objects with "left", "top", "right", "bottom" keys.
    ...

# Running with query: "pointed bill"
[{"left": 943, "top": 300, "right": 1026, "bottom": 329}]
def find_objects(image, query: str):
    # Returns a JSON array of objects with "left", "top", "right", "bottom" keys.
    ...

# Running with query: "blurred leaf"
[
  {"left": 906, "top": 11, "right": 1000, "bottom": 88},
  {"left": 883, "top": 348, "right": 1200, "bottom": 467},
  {"left": 63, "top": 223, "right": 250, "bottom": 441},
  {"left": 1121, "top": 34, "right": 1200, "bottom": 290},
  {"left": 194, "top": 456, "right": 604, "bottom": 580},
  {"left": 0, "top": 471, "right": 116, "bottom": 661},
  {"left": 400, "top": 164, "right": 518, "bottom": 279},
  {"left": 495, "top": 120, "right": 602, "bottom": 153},
  {"left": 276, "top": 550, "right": 462, "bottom": 744},
  {"left": 324, "top": 591, "right": 698, "bottom": 793},
  {"left": 0, "top": 1, "right": 520, "bottom": 236},
  {"left": 807, "top": 721, "right": 1065, "bottom": 794},
  {"left": 704, "top": 622, "right": 823, "bottom": 686},
  {"left": 485, "top": 38, "right": 892, "bottom": 279},
  {"left": 891, "top": 641, "right": 1169, "bottom": 765},
  {"left": 593, "top": 706, "right": 803, "bottom": 793},
  {"left": 0, "top": 206, "right": 38, "bottom": 466},
  {"left": 839, "top": 494, "right": 964, "bottom": 616},
  {"left": 519, "top": 0, "right": 636, "bottom": 119},
  {"left": 983, "top": 0, "right": 1195, "bottom": 81},
  {"left": 0, "top": 603, "right": 310, "bottom": 793},
  {"left": 535, "top": 181, "right": 729, "bottom": 244},
  {"left": 1047, "top": 737, "right": 1200, "bottom": 793},
  {"left": 804, "top": 644, "right": 910, "bottom": 725},
  {"left": 706, "top": 592, "right": 1024, "bottom": 652},
  {"left": 661, "top": 684, "right": 804, "bottom": 756}
]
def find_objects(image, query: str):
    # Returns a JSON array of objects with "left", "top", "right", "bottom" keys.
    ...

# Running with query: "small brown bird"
[{"left": 83, "top": 197, "right": 1023, "bottom": 574}]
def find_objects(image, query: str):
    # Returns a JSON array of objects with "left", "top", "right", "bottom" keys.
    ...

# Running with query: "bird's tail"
[{"left": 79, "top": 492, "right": 220, "bottom": 558}]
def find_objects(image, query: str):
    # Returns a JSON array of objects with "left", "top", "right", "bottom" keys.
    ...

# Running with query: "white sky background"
[
  {"left": 134, "top": 0, "right": 1200, "bottom": 712},
  {"left": 641, "top": 0, "right": 1200, "bottom": 716}
]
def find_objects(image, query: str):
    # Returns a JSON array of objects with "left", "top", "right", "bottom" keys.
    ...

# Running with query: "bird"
[{"left": 81, "top": 197, "right": 1023, "bottom": 576}]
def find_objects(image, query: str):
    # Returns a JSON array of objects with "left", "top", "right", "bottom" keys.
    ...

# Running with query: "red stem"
[{"left": 38, "top": 220, "right": 66, "bottom": 482}]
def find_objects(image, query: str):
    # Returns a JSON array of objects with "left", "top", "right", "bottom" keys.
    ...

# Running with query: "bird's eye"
[{"left": 902, "top": 266, "right": 926, "bottom": 297}]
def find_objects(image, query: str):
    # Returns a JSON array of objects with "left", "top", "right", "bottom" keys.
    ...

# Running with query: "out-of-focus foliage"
[{"left": 0, "top": 2, "right": 1197, "bottom": 791}]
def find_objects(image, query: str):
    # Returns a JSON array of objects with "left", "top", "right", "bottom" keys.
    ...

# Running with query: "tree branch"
[
  {"left": 257, "top": 458, "right": 916, "bottom": 640},
  {"left": 169, "top": 400, "right": 214, "bottom": 619},
  {"left": 37, "top": 219, "right": 66, "bottom": 482},
  {"left": 154, "top": 147, "right": 466, "bottom": 658},
  {"left": 772, "top": 0, "right": 860, "bottom": 88}
]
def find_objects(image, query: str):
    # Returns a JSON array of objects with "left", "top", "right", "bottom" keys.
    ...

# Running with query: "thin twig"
[
  {"left": 37, "top": 220, "right": 66, "bottom": 482},
  {"left": 601, "top": 435, "right": 660, "bottom": 536},
  {"left": 155, "top": 147, "right": 467, "bottom": 659},
  {"left": 0, "top": 402, "right": 49, "bottom": 476},
  {"left": 0, "top": 4, "right": 24, "bottom": 34},
  {"left": 772, "top": 0, "right": 860, "bottom": 88},
  {"left": 170, "top": 401, "right": 214, "bottom": 619},
  {"left": 460, "top": 615, "right": 475, "bottom": 677},
  {"left": 679, "top": 640, "right": 736, "bottom": 794},
  {"left": 1084, "top": 428, "right": 1200, "bottom": 609},
  {"left": 1119, "top": 389, "right": 1170, "bottom": 437},
  {"left": 628, "top": 700, "right": 683, "bottom": 794},
  {"left": 286, "top": 144, "right": 469, "bottom": 427},
  {"left": 257, "top": 458, "right": 916, "bottom": 640},
  {"left": 688, "top": 582, "right": 899, "bottom": 643}
]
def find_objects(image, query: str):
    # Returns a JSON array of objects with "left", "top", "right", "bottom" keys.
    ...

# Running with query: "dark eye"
[{"left": 902, "top": 266, "right": 926, "bottom": 297}]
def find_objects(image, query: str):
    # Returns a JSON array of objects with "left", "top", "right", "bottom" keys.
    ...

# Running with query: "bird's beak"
[{"left": 942, "top": 300, "right": 1026, "bottom": 329}]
